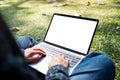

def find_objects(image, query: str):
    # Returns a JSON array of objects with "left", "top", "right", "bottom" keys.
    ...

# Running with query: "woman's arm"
[{"left": 46, "top": 54, "right": 69, "bottom": 80}]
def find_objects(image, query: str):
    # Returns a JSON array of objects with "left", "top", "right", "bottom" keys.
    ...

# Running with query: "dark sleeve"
[
  {"left": 46, "top": 65, "right": 69, "bottom": 80},
  {"left": 20, "top": 49, "right": 25, "bottom": 55},
  {"left": 20, "top": 49, "right": 31, "bottom": 64}
]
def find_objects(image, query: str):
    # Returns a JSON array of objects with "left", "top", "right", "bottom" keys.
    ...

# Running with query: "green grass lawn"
[{"left": 0, "top": 0, "right": 120, "bottom": 80}]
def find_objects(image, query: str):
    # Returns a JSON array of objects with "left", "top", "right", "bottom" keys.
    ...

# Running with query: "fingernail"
[{"left": 33, "top": 54, "right": 41, "bottom": 58}]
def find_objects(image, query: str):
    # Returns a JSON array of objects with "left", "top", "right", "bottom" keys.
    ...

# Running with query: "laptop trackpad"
[{"left": 29, "top": 56, "right": 50, "bottom": 75}]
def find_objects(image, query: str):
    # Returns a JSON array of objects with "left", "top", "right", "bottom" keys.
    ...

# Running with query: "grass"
[{"left": 0, "top": 0, "right": 120, "bottom": 80}]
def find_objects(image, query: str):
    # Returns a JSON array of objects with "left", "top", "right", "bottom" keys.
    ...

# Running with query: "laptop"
[{"left": 29, "top": 13, "right": 99, "bottom": 75}]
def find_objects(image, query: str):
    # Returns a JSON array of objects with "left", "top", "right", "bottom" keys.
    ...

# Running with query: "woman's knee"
[
  {"left": 87, "top": 52, "right": 116, "bottom": 79},
  {"left": 16, "top": 35, "right": 38, "bottom": 49},
  {"left": 71, "top": 52, "right": 115, "bottom": 80},
  {"left": 87, "top": 52, "right": 115, "bottom": 69}
]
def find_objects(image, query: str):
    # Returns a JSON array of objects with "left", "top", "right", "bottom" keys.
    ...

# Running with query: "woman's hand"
[
  {"left": 24, "top": 47, "right": 46, "bottom": 64},
  {"left": 49, "top": 54, "right": 69, "bottom": 68}
]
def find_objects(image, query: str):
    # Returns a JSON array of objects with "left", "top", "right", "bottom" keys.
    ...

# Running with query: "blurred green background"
[{"left": 0, "top": 0, "right": 120, "bottom": 80}]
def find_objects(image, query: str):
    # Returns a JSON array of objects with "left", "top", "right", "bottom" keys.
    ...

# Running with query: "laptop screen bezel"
[{"left": 43, "top": 13, "right": 99, "bottom": 55}]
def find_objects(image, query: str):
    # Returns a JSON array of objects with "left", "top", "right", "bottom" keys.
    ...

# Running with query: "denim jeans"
[
  {"left": 70, "top": 52, "right": 115, "bottom": 80},
  {"left": 16, "top": 35, "right": 39, "bottom": 49},
  {"left": 16, "top": 35, "right": 115, "bottom": 80}
]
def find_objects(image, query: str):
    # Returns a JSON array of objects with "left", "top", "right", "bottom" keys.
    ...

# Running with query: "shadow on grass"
[
  {"left": 96, "top": 22, "right": 120, "bottom": 58},
  {"left": 109, "top": 0, "right": 120, "bottom": 9},
  {"left": 114, "top": 0, "right": 120, "bottom": 5},
  {"left": 0, "top": 0, "right": 66, "bottom": 22},
  {"left": 0, "top": 0, "right": 56, "bottom": 40},
  {"left": 98, "top": 23, "right": 120, "bottom": 35},
  {"left": 109, "top": 15, "right": 120, "bottom": 22},
  {"left": 100, "top": 35, "right": 120, "bottom": 58},
  {"left": 0, "top": 0, "right": 46, "bottom": 27},
  {"left": 0, "top": 0, "right": 29, "bottom": 19}
]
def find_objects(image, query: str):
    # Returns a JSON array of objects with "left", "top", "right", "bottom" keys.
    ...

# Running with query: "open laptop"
[{"left": 29, "top": 13, "right": 99, "bottom": 75}]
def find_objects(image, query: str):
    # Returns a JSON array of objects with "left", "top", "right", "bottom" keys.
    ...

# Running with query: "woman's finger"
[
  {"left": 33, "top": 47, "right": 45, "bottom": 53},
  {"left": 30, "top": 50, "right": 46, "bottom": 57},
  {"left": 28, "top": 54, "right": 42, "bottom": 63}
]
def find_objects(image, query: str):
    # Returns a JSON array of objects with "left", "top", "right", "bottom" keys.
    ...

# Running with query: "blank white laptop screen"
[{"left": 45, "top": 14, "right": 98, "bottom": 54}]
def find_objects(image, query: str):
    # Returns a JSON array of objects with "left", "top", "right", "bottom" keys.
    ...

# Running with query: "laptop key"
[{"left": 39, "top": 44, "right": 81, "bottom": 68}]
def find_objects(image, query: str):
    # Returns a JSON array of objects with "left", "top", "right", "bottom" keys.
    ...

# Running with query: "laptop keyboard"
[{"left": 39, "top": 44, "right": 81, "bottom": 68}]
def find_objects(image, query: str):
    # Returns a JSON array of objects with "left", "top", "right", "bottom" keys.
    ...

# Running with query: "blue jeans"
[
  {"left": 70, "top": 52, "right": 115, "bottom": 80},
  {"left": 16, "top": 35, "right": 115, "bottom": 80},
  {"left": 16, "top": 35, "right": 38, "bottom": 49}
]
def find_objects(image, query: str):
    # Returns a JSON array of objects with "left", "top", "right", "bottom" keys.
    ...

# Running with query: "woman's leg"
[
  {"left": 16, "top": 35, "right": 39, "bottom": 49},
  {"left": 70, "top": 52, "right": 115, "bottom": 80}
]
